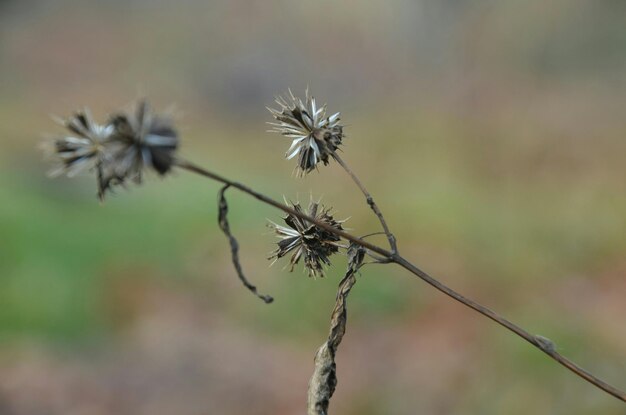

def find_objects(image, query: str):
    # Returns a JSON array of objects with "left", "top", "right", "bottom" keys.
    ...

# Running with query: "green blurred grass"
[{"left": 0, "top": 170, "right": 211, "bottom": 337}]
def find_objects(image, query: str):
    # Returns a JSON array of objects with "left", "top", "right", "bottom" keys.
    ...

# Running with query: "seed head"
[
  {"left": 269, "top": 200, "right": 345, "bottom": 278},
  {"left": 45, "top": 110, "right": 111, "bottom": 177},
  {"left": 43, "top": 100, "right": 178, "bottom": 200},
  {"left": 268, "top": 89, "right": 344, "bottom": 176},
  {"left": 108, "top": 100, "right": 178, "bottom": 183},
  {"left": 44, "top": 109, "right": 123, "bottom": 199}
]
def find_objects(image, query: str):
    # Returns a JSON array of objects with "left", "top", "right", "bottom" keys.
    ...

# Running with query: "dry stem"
[
  {"left": 308, "top": 257, "right": 359, "bottom": 415},
  {"left": 217, "top": 185, "right": 273, "bottom": 303},
  {"left": 175, "top": 157, "right": 626, "bottom": 405},
  {"left": 332, "top": 152, "right": 398, "bottom": 253}
]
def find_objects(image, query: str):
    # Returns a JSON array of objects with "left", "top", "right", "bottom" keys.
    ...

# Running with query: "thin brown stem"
[
  {"left": 175, "top": 157, "right": 626, "bottom": 404},
  {"left": 217, "top": 185, "right": 274, "bottom": 303},
  {"left": 332, "top": 152, "right": 398, "bottom": 253},
  {"left": 175, "top": 158, "right": 392, "bottom": 258},
  {"left": 392, "top": 256, "right": 626, "bottom": 402}
]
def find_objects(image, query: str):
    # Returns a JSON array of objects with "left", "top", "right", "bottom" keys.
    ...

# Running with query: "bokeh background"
[{"left": 1, "top": 1, "right": 625, "bottom": 414}]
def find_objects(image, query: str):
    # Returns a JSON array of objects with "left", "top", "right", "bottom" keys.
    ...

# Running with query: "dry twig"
[
  {"left": 332, "top": 152, "right": 398, "bottom": 254},
  {"left": 218, "top": 184, "right": 273, "bottom": 303},
  {"left": 45, "top": 99, "right": 626, "bottom": 413},
  {"left": 308, "top": 243, "right": 365, "bottom": 415},
  {"left": 177, "top": 158, "right": 626, "bottom": 405}
]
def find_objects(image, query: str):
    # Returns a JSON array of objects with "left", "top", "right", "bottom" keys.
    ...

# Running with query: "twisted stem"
[{"left": 175, "top": 157, "right": 626, "bottom": 404}]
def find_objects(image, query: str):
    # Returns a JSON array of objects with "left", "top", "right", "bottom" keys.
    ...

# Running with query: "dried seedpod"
[
  {"left": 44, "top": 101, "right": 178, "bottom": 200},
  {"left": 107, "top": 100, "right": 179, "bottom": 182},
  {"left": 269, "top": 199, "right": 345, "bottom": 277},
  {"left": 268, "top": 88, "right": 344, "bottom": 176},
  {"left": 43, "top": 109, "right": 123, "bottom": 200}
]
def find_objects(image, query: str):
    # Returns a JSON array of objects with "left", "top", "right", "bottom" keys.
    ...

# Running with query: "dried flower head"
[
  {"left": 43, "top": 100, "right": 178, "bottom": 200},
  {"left": 44, "top": 109, "right": 122, "bottom": 199},
  {"left": 46, "top": 110, "right": 112, "bottom": 177},
  {"left": 268, "top": 89, "right": 344, "bottom": 176},
  {"left": 108, "top": 100, "right": 178, "bottom": 183},
  {"left": 269, "top": 199, "right": 345, "bottom": 277}
]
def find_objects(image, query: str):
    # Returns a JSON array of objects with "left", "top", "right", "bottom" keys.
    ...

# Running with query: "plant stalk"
[
  {"left": 332, "top": 152, "right": 398, "bottom": 253},
  {"left": 175, "top": 157, "right": 626, "bottom": 404}
]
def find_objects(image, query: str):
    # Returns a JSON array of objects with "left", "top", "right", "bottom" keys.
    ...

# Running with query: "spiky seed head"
[
  {"left": 269, "top": 200, "right": 345, "bottom": 278},
  {"left": 268, "top": 89, "right": 344, "bottom": 176},
  {"left": 107, "top": 100, "right": 178, "bottom": 183},
  {"left": 43, "top": 100, "right": 179, "bottom": 200},
  {"left": 43, "top": 109, "right": 122, "bottom": 200},
  {"left": 45, "top": 110, "right": 111, "bottom": 177}
]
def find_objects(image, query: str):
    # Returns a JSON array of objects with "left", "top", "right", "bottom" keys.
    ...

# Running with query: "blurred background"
[{"left": 1, "top": 1, "right": 625, "bottom": 414}]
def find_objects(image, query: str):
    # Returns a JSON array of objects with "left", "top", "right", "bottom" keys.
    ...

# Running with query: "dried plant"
[
  {"left": 44, "top": 101, "right": 178, "bottom": 200},
  {"left": 43, "top": 110, "right": 117, "bottom": 200},
  {"left": 106, "top": 100, "right": 178, "bottom": 182},
  {"left": 268, "top": 88, "right": 343, "bottom": 176},
  {"left": 218, "top": 185, "right": 274, "bottom": 304},
  {"left": 308, "top": 242, "right": 365, "bottom": 415},
  {"left": 42, "top": 91, "right": 626, "bottom": 413},
  {"left": 268, "top": 199, "right": 345, "bottom": 278}
]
